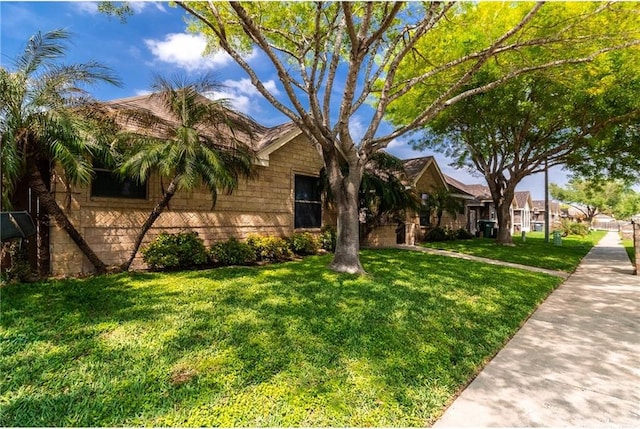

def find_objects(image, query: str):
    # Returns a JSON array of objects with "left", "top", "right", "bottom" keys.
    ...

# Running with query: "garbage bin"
[
  {"left": 553, "top": 230, "right": 562, "bottom": 246},
  {"left": 478, "top": 220, "right": 497, "bottom": 238}
]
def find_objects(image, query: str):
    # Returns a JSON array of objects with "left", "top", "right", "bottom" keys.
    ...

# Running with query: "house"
[
  {"left": 443, "top": 178, "right": 495, "bottom": 235},
  {"left": 363, "top": 156, "right": 476, "bottom": 247},
  {"left": 510, "top": 191, "right": 533, "bottom": 234},
  {"left": 33, "top": 94, "right": 334, "bottom": 275},
  {"left": 400, "top": 157, "right": 474, "bottom": 243},
  {"left": 531, "top": 199, "right": 561, "bottom": 232}
]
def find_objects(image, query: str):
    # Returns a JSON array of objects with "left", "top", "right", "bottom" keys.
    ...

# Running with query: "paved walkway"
[
  {"left": 398, "top": 244, "right": 570, "bottom": 278},
  {"left": 434, "top": 231, "right": 639, "bottom": 427}
]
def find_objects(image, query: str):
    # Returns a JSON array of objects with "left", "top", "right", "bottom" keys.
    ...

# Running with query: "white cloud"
[
  {"left": 75, "top": 2, "right": 99, "bottom": 15},
  {"left": 204, "top": 78, "right": 280, "bottom": 116},
  {"left": 130, "top": 2, "right": 167, "bottom": 13},
  {"left": 222, "top": 78, "right": 280, "bottom": 97},
  {"left": 145, "top": 33, "right": 233, "bottom": 72},
  {"left": 74, "top": 1, "right": 166, "bottom": 16},
  {"left": 349, "top": 116, "right": 367, "bottom": 143},
  {"left": 206, "top": 90, "right": 252, "bottom": 115},
  {"left": 135, "top": 89, "right": 152, "bottom": 97}
]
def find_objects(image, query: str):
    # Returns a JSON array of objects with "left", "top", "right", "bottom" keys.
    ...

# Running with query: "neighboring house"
[
  {"left": 400, "top": 157, "right": 473, "bottom": 244},
  {"left": 531, "top": 199, "right": 561, "bottom": 231},
  {"left": 30, "top": 94, "right": 334, "bottom": 275},
  {"left": 363, "top": 155, "right": 476, "bottom": 247},
  {"left": 510, "top": 191, "right": 533, "bottom": 234},
  {"left": 444, "top": 177, "right": 495, "bottom": 235}
]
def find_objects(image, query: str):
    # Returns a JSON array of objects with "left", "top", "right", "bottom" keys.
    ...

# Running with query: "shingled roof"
[
  {"left": 513, "top": 191, "right": 532, "bottom": 209},
  {"left": 103, "top": 93, "right": 300, "bottom": 157},
  {"left": 401, "top": 156, "right": 435, "bottom": 183}
]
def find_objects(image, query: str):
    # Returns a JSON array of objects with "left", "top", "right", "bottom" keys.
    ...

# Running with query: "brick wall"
[{"left": 50, "top": 135, "right": 329, "bottom": 275}]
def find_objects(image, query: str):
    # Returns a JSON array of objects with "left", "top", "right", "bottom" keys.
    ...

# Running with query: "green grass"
[
  {"left": 1, "top": 250, "right": 562, "bottom": 427},
  {"left": 622, "top": 238, "right": 635, "bottom": 265},
  {"left": 422, "top": 230, "right": 606, "bottom": 272}
]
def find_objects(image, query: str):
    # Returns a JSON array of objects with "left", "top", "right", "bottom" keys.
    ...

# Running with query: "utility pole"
[{"left": 544, "top": 158, "right": 550, "bottom": 243}]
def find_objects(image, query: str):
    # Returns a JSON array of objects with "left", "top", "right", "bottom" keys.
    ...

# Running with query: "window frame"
[{"left": 294, "top": 174, "right": 322, "bottom": 230}]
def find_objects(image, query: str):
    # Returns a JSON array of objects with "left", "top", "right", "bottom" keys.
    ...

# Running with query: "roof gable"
[
  {"left": 104, "top": 93, "right": 315, "bottom": 167},
  {"left": 401, "top": 156, "right": 449, "bottom": 190}
]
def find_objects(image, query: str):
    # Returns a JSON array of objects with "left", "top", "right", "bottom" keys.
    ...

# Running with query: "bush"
[
  {"left": 142, "top": 231, "right": 208, "bottom": 271},
  {"left": 558, "top": 219, "right": 589, "bottom": 237},
  {"left": 320, "top": 225, "right": 337, "bottom": 252},
  {"left": 456, "top": 228, "right": 475, "bottom": 240},
  {"left": 246, "top": 234, "right": 293, "bottom": 263},
  {"left": 424, "top": 227, "right": 449, "bottom": 242},
  {"left": 1, "top": 241, "right": 34, "bottom": 283},
  {"left": 288, "top": 232, "right": 320, "bottom": 256},
  {"left": 210, "top": 238, "right": 256, "bottom": 266}
]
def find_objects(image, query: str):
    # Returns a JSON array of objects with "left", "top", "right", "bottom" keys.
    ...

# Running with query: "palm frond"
[{"left": 15, "top": 29, "right": 70, "bottom": 76}]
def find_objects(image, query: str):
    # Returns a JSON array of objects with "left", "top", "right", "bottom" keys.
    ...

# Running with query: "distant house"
[
  {"left": 24, "top": 94, "right": 334, "bottom": 275},
  {"left": 400, "top": 157, "right": 474, "bottom": 243},
  {"left": 443, "top": 178, "right": 495, "bottom": 235},
  {"left": 531, "top": 199, "right": 561, "bottom": 231},
  {"left": 510, "top": 191, "right": 533, "bottom": 234}
]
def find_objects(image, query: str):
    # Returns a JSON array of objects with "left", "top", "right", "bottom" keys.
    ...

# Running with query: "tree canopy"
[
  {"left": 103, "top": 1, "right": 640, "bottom": 272},
  {"left": 386, "top": 2, "right": 639, "bottom": 244},
  {"left": 550, "top": 178, "right": 633, "bottom": 223}
]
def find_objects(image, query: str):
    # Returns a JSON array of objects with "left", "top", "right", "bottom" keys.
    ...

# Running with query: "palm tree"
[
  {"left": 114, "top": 74, "right": 256, "bottom": 271},
  {"left": 1, "top": 29, "right": 120, "bottom": 274},
  {"left": 321, "top": 152, "right": 421, "bottom": 244}
]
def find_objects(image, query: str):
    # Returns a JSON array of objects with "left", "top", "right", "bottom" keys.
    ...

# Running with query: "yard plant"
[
  {"left": 1, "top": 249, "right": 561, "bottom": 426},
  {"left": 422, "top": 230, "right": 606, "bottom": 272}
]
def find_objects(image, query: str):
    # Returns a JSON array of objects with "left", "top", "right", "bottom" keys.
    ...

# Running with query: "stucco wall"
[{"left": 50, "top": 135, "right": 329, "bottom": 275}]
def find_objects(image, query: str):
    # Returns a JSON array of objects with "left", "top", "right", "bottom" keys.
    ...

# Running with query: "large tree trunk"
[
  {"left": 121, "top": 179, "right": 177, "bottom": 271},
  {"left": 486, "top": 175, "right": 516, "bottom": 246},
  {"left": 327, "top": 160, "right": 365, "bottom": 274},
  {"left": 495, "top": 198, "right": 514, "bottom": 245},
  {"left": 25, "top": 163, "right": 107, "bottom": 273}
]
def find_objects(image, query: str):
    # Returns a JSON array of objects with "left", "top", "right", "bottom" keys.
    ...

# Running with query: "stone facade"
[{"left": 50, "top": 135, "right": 328, "bottom": 275}]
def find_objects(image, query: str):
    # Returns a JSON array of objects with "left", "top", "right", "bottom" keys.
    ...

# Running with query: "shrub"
[
  {"left": 456, "top": 228, "right": 475, "bottom": 240},
  {"left": 424, "top": 227, "right": 449, "bottom": 242},
  {"left": 209, "top": 238, "right": 256, "bottom": 266},
  {"left": 558, "top": 219, "right": 589, "bottom": 237},
  {"left": 320, "top": 225, "right": 337, "bottom": 252},
  {"left": 246, "top": 234, "right": 293, "bottom": 263},
  {"left": 288, "top": 232, "right": 320, "bottom": 256},
  {"left": 142, "top": 231, "right": 208, "bottom": 271},
  {"left": 1, "top": 241, "right": 34, "bottom": 283}
]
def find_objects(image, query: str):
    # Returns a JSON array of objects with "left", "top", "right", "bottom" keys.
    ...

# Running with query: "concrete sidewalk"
[
  {"left": 398, "top": 244, "right": 570, "bottom": 278},
  {"left": 434, "top": 231, "right": 640, "bottom": 427}
]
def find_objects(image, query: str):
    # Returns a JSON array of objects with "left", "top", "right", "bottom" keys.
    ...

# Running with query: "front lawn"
[
  {"left": 622, "top": 238, "right": 635, "bottom": 265},
  {"left": 422, "top": 230, "right": 606, "bottom": 272},
  {"left": 1, "top": 249, "right": 561, "bottom": 427}
]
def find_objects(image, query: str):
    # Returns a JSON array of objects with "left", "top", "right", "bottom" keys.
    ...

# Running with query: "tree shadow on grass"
[{"left": 0, "top": 250, "right": 560, "bottom": 426}]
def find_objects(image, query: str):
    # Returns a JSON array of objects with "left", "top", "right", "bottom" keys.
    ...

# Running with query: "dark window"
[
  {"left": 419, "top": 207, "right": 432, "bottom": 226},
  {"left": 294, "top": 175, "right": 321, "bottom": 229},
  {"left": 91, "top": 167, "right": 147, "bottom": 199}
]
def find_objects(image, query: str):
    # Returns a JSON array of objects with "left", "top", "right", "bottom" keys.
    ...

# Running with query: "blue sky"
[{"left": 1, "top": 1, "right": 570, "bottom": 199}]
